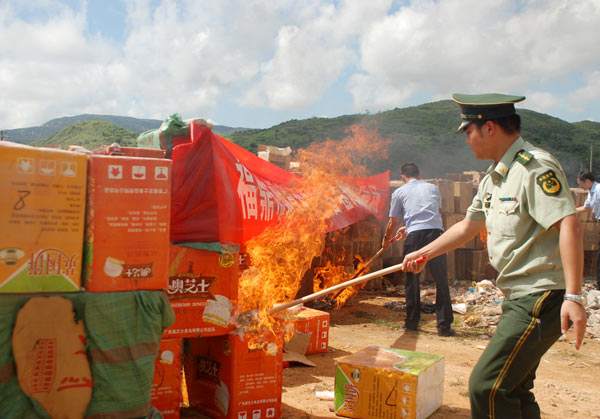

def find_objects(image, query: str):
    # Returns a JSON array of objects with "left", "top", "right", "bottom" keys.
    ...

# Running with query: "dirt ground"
[{"left": 280, "top": 290, "right": 600, "bottom": 419}]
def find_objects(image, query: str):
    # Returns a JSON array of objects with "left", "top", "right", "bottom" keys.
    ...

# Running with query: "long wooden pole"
[{"left": 268, "top": 257, "right": 424, "bottom": 315}]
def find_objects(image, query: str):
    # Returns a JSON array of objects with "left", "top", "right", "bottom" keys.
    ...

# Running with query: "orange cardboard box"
[
  {"left": 91, "top": 144, "right": 166, "bottom": 159},
  {"left": 163, "top": 246, "right": 239, "bottom": 339},
  {"left": 285, "top": 306, "right": 330, "bottom": 354},
  {"left": 151, "top": 338, "right": 182, "bottom": 419},
  {"left": 184, "top": 332, "right": 283, "bottom": 419},
  {"left": 83, "top": 154, "right": 171, "bottom": 292},
  {"left": 0, "top": 142, "right": 87, "bottom": 292}
]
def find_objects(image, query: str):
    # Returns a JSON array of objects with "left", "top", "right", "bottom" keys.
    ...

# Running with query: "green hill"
[
  {"left": 3, "top": 114, "right": 248, "bottom": 144},
  {"left": 14, "top": 101, "right": 600, "bottom": 186},
  {"left": 227, "top": 100, "right": 600, "bottom": 183},
  {"left": 33, "top": 120, "right": 138, "bottom": 149}
]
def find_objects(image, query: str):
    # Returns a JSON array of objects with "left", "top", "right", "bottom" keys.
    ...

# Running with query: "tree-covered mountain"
[
  {"left": 32, "top": 121, "right": 138, "bottom": 150},
  {"left": 226, "top": 100, "right": 600, "bottom": 183},
  {"left": 6, "top": 101, "right": 599, "bottom": 185},
  {"left": 2, "top": 114, "right": 247, "bottom": 143}
]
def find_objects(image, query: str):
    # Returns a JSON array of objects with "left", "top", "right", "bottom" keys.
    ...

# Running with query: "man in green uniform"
[{"left": 401, "top": 93, "right": 587, "bottom": 418}]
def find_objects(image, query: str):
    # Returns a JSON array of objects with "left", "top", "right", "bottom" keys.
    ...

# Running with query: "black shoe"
[
  {"left": 437, "top": 328, "right": 456, "bottom": 337},
  {"left": 402, "top": 324, "right": 418, "bottom": 331}
]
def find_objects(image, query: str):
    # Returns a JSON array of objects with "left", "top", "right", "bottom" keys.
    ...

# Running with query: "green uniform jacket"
[{"left": 466, "top": 137, "right": 576, "bottom": 299}]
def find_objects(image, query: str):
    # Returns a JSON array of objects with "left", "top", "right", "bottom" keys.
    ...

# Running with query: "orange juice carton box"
[
  {"left": 163, "top": 246, "right": 239, "bottom": 339},
  {"left": 151, "top": 338, "right": 182, "bottom": 419},
  {"left": 279, "top": 306, "right": 330, "bottom": 354},
  {"left": 83, "top": 154, "right": 171, "bottom": 292},
  {"left": 0, "top": 142, "right": 87, "bottom": 292},
  {"left": 183, "top": 331, "right": 283, "bottom": 419},
  {"left": 335, "top": 346, "right": 444, "bottom": 419}
]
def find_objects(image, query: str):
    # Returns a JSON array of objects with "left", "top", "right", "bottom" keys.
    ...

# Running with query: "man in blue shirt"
[
  {"left": 576, "top": 169, "right": 600, "bottom": 289},
  {"left": 382, "top": 162, "right": 455, "bottom": 336}
]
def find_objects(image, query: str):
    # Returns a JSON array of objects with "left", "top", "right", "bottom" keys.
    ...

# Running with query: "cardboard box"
[
  {"left": 151, "top": 338, "right": 182, "bottom": 419},
  {"left": 582, "top": 221, "right": 600, "bottom": 251},
  {"left": 83, "top": 154, "right": 171, "bottom": 292},
  {"left": 335, "top": 346, "right": 444, "bottom": 419},
  {"left": 280, "top": 307, "right": 329, "bottom": 354},
  {"left": 92, "top": 144, "right": 166, "bottom": 159},
  {"left": 163, "top": 246, "right": 239, "bottom": 338},
  {"left": 455, "top": 249, "right": 491, "bottom": 282},
  {"left": 184, "top": 332, "right": 283, "bottom": 419},
  {"left": 0, "top": 142, "right": 87, "bottom": 292}
]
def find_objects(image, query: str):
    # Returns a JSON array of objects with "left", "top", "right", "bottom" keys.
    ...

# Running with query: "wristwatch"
[{"left": 564, "top": 293, "right": 585, "bottom": 306}]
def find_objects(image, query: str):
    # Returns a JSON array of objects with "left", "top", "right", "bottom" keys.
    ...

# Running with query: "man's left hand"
[{"left": 561, "top": 300, "right": 587, "bottom": 350}]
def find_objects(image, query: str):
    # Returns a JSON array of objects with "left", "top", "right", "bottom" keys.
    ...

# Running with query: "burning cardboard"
[{"left": 279, "top": 306, "right": 330, "bottom": 355}]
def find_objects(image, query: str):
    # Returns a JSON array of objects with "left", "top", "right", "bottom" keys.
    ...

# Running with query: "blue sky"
[{"left": 1, "top": 0, "right": 599, "bottom": 130}]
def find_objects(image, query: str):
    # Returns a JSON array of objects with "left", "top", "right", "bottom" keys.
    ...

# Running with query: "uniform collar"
[{"left": 492, "top": 137, "right": 526, "bottom": 179}]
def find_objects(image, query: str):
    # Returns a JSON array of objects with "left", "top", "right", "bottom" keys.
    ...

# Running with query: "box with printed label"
[
  {"left": 183, "top": 332, "right": 283, "bottom": 419},
  {"left": 163, "top": 246, "right": 239, "bottom": 339},
  {"left": 151, "top": 338, "right": 182, "bottom": 419},
  {"left": 281, "top": 306, "right": 329, "bottom": 354},
  {"left": 334, "top": 346, "right": 444, "bottom": 419},
  {"left": 0, "top": 142, "right": 87, "bottom": 292},
  {"left": 83, "top": 154, "right": 171, "bottom": 292}
]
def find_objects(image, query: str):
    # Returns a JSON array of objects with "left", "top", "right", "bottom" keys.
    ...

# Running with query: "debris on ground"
[{"left": 381, "top": 277, "right": 600, "bottom": 339}]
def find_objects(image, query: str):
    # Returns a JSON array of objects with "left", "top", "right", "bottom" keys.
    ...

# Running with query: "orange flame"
[{"left": 236, "top": 124, "right": 390, "bottom": 338}]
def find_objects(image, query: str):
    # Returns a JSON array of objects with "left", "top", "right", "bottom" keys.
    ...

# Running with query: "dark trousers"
[
  {"left": 468, "top": 290, "right": 564, "bottom": 419},
  {"left": 402, "top": 228, "right": 453, "bottom": 331}
]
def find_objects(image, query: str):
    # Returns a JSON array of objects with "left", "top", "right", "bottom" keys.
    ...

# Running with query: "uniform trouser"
[
  {"left": 469, "top": 290, "right": 564, "bottom": 419},
  {"left": 402, "top": 228, "right": 453, "bottom": 331}
]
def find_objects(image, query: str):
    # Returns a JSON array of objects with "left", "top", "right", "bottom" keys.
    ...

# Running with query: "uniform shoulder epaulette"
[{"left": 514, "top": 149, "right": 534, "bottom": 166}]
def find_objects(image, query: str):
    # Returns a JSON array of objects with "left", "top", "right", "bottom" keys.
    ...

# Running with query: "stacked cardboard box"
[
  {"left": 183, "top": 331, "right": 284, "bottom": 419},
  {"left": 83, "top": 152, "right": 171, "bottom": 292},
  {"left": 163, "top": 246, "right": 239, "bottom": 339},
  {"left": 1, "top": 142, "right": 174, "bottom": 418},
  {"left": 257, "top": 144, "right": 292, "bottom": 171},
  {"left": 0, "top": 143, "right": 88, "bottom": 292},
  {"left": 151, "top": 339, "right": 183, "bottom": 419}
]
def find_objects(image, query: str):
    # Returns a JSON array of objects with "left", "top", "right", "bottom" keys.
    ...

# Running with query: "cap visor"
[{"left": 457, "top": 120, "right": 471, "bottom": 133}]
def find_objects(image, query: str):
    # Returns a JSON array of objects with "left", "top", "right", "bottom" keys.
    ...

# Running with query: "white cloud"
[
  {"left": 238, "top": 0, "right": 391, "bottom": 110},
  {"left": 568, "top": 71, "right": 600, "bottom": 113},
  {"left": 525, "top": 91, "right": 558, "bottom": 115},
  {"left": 0, "top": 0, "right": 599, "bottom": 128},
  {"left": 348, "top": 0, "right": 600, "bottom": 114}
]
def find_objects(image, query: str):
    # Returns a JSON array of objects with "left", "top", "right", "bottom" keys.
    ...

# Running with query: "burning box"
[
  {"left": 151, "top": 338, "right": 182, "bottom": 419},
  {"left": 334, "top": 346, "right": 444, "bottom": 419},
  {"left": 0, "top": 142, "right": 87, "bottom": 292},
  {"left": 280, "top": 306, "right": 330, "bottom": 354},
  {"left": 83, "top": 154, "right": 171, "bottom": 292},
  {"left": 163, "top": 246, "right": 239, "bottom": 339},
  {"left": 184, "top": 332, "right": 283, "bottom": 419}
]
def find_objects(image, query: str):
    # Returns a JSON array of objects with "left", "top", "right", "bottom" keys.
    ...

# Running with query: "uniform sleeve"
[
  {"left": 466, "top": 186, "right": 486, "bottom": 221},
  {"left": 525, "top": 158, "right": 576, "bottom": 229}
]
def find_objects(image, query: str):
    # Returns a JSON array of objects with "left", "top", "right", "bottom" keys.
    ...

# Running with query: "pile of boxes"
[{"left": 0, "top": 142, "right": 173, "bottom": 416}]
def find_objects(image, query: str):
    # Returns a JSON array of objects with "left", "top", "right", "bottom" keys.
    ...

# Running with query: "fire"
[{"left": 235, "top": 124, "right": 390, "bottom": 338}]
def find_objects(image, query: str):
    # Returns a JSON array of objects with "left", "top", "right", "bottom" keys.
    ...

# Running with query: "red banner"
[{"left": 170, "top": 123, "right": 389, "bottom": 244}]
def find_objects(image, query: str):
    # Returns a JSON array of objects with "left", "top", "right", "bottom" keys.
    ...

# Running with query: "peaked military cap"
[{"left": 452, "top": 93, "right": 526, "bottom": 132}]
